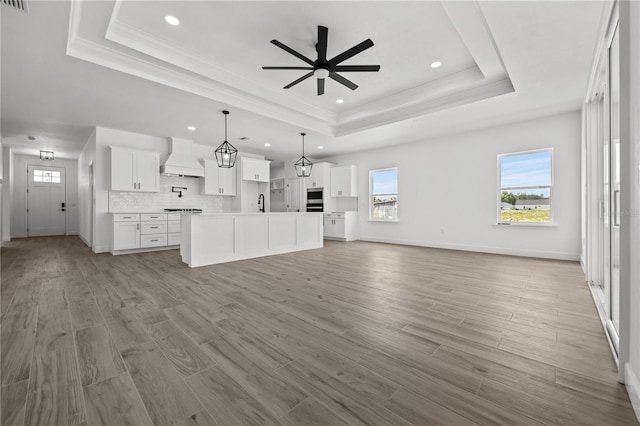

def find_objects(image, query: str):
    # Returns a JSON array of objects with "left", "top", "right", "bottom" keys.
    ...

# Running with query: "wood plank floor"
[{"left": 1, "top": 236, "right": 637, "bottom": 425}]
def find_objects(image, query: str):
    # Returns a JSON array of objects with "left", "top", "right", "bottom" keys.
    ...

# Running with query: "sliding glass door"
[{"left": 585, "top": 20, "right": 620, "bottom": 354}]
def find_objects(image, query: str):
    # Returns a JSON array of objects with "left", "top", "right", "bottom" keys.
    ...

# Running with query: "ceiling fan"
[{"left": 262, "top": 25, "right": 380, "bottom": 96}]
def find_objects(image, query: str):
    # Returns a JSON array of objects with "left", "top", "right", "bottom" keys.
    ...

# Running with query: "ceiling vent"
[{"left": 2, "top": 0, "right": 28, "bottom": 12}]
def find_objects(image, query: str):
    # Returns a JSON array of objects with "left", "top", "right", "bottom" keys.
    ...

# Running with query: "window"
[
  {"left": 370, "top": 168, "right": 398, "bottom": 221},
  {"left": 33, "top": 169, "right": 61, "bottom": 183},
  {"left": 498, "top": 149, "right": 552, "bottom": 223}
]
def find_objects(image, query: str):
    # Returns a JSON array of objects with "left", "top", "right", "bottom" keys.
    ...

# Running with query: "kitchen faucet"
[{"left": 258, "top": 193, "right": 265, "bottom": 213}]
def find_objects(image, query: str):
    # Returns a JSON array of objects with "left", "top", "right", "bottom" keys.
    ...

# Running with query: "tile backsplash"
[{"left": 109, "top": 175, "right": 224, "bottom": 212}]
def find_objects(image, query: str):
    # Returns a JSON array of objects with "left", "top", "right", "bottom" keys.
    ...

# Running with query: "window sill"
[
  {"left": 368, "top": 219, "right": 400, "bottom": 223},
  {"left": 493, "top": 222, "right": 557, "bottom": 228}
]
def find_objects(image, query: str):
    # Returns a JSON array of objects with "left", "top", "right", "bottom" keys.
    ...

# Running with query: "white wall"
[
  {"left": 10, "top": 154, "right": 79, "bottom": 238},
  {"left": 324, "top": 111, "right": 582, "bottom": 261},
  {"left": 2, "top": 147, "right": 12, "bottom": 244},
  {"left": 78, "top": 128, "right": 96, "bottom": 246}
]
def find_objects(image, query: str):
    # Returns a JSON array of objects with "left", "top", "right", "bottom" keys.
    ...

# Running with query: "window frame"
[
  {"left": 497, "top": 148, "right": 554, "bottom": 225},
  {"left": 369, "top": 167, "right": 399, "bottom": 222},
  {"left": 32, "top": 169, "right": 61, "bottom": 183}
]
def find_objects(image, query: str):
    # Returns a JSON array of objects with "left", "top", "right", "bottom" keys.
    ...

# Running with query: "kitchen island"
[{"left": 180, "top": 212, "right": 324, "bottom": 267}]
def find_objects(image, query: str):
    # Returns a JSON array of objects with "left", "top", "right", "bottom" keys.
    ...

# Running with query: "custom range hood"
[{"left": 160, "top": 137, "right": 204, "bottom": 177}]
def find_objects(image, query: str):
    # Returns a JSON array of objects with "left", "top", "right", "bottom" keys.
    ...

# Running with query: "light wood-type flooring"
[{"left": 0, "top": 236, "right": 637, "bottom": 425}]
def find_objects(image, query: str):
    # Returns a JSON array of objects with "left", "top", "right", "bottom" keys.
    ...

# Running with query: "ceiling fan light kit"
[
  {"left": 263, "top": 25, "right": 380, "bottom": 96},
  {"left": 214, "top": 110, "right": 238, "bottom": 168}
]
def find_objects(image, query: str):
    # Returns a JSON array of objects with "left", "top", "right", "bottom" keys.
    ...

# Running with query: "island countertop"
[{"left": 180, "top": 211, "right": 323, "bottom": 267}]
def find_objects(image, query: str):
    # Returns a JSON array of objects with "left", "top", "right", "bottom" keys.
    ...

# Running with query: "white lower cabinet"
[
  {"left": 168, "top": 213, "right": 181, "bottom": 246},
  {"left": 113, "top": 214, "right": 140, "bottom": 250},
  {"left": 111, "top": 213, "right": 182, "bottom": 253},
  {"left": 323, "top": 212, "right": 357, "bottom": 241}
]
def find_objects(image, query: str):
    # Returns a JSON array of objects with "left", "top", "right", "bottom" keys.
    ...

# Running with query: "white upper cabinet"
[
  {"left": 307, "top": 162, "right": 335, "bottom": 189},
  {"left": 109, "top": 146, "right": 160, "bottom": 192},
  {"left": 242, "top": 157, "right": 270, "bottom": 182},
  {"left": 330, "top": 165, "right": 358, "bottom": 197},
  {"left": 203, "top": 159, "right": 236, "bottom": 196}
]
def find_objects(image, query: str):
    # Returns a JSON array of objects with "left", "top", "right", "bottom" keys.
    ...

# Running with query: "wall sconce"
[{"left": 40, "top": 151, "right": 54, "bottom": 161}]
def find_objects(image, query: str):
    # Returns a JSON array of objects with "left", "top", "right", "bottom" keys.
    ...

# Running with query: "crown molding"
[{"left": 336, "top": 77, "right": 515, "bottom": 136}]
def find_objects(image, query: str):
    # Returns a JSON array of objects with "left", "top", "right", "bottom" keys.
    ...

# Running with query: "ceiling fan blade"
[
  {"left": 284, "top": 72, "right": 314, "bottom": 89},
  {"left": 270, "top": 40, "right": 315, "bottom": 66},
  {"left": 317, "top": 26, "right": 328, "bottom": 61},
  {"left": 329, "top": 72, "right": 358, "bottom": 90},
  {"left": 328, "top": 39, "right": 374, "bottom": 66},
  {"left": 262, "top": 66, "right": 314, "bottom": 70},
  {"left": 332, "top": 65, "right": 380, "bottom": 72},
  {"left": 318, "top": 78, "right": 325, "bottom": 96}
]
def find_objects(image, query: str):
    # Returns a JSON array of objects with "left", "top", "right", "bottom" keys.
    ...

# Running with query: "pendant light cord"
[{"left": 301, "top": 132, "right": 306, "bottom": 157}]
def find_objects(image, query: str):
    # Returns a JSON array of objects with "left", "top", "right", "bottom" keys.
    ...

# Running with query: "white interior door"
[
  {"left": 27, "top": 165, "right": 66, "bottom": 236},
  {"left": 286, "top": 178, "right": 301, "bottom": 212}
]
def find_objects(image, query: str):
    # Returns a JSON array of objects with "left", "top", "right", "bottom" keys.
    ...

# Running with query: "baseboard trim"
[
  {"left": 94, "top": 245, "right": 110, "bottom": 254},
  {"left": 357, "top": 236, "right": 580, "bottom": 261},
  {"left": 625, "top": 363, "right": 640, "bottom": 423},
  {"left": 78, "top": 234, "right": 91, "bottom": 248}
]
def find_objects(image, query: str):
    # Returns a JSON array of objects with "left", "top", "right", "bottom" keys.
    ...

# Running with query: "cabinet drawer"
[
  {"left": 113, "top": 214, "right": 140, "bottom": 222},
  {"left": 141, "top": 213, "right": 167, "bottom": 221},
  {"left": 167, "top": 213, "right": 181, "bottom": 221},
  {"left": 168, "top": 233, "right": 181, "bottom": 246},
  {"left": 168, "top": 221, "right": 181, "bottom": 233},
  {"left": 141, "top": 221, "right": 166, "bottom": 234},
  {"left": 141, "top": 234, "right": 167, "bottom": 248}
]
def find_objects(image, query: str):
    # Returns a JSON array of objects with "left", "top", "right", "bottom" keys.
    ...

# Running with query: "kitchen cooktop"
[{"left": 164, "top": 208, "right": 203, "bottom": 212}]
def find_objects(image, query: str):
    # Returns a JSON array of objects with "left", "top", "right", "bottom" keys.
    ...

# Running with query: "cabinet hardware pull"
[
  {"left": 136, "top": 224, "right": 139, "bottom": 230},
  {"left": 151, "top": 226, "right": 158, "bottom": 229},
  {"left": 150, "top": 239, "right": 158, "bottom": 242},
  {"left": 123, "top": 216, "right": 131, "bottom": 219}
]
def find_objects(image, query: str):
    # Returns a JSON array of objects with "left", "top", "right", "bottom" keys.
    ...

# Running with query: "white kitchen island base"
[{"left": 180, "top": 212, "right": 324, "bottom": 267}]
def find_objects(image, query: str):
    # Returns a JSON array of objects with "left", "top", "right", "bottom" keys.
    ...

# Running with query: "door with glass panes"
[{"left": 27, "top": 165, "right": 66, "bottom": 236}]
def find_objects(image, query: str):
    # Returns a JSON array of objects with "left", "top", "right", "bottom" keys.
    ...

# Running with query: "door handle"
[{"left": 613, "top": 189, "right": 620, "bottom": 226}]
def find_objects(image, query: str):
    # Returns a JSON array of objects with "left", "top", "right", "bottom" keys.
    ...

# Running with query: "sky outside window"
[
  {"left": 500, "top": 151, "right": 551, "bottom": 191},
  {"left": 372, "top": 169, "right": 398, "bottom": 194}
]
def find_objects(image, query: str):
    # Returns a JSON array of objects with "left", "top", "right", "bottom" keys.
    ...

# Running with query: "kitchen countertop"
[{"left": 191, "top": 212, "right": 322, "bottom": 216}]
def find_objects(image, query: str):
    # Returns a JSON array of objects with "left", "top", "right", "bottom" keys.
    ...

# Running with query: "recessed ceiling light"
[
  {"left": 187, "top": 126, "right": 196, "bottom": 131},
  {"left": 264, "top": 143, "right": 271, "bottom": 147},
  {"left": 430, "top": 61, "right": 442, "bottom": 69},
  {"left": 336, "top": 99, "right": 344, "bottom": 104},
  {"left": 317, "top": 146, "right": 324, "bottom": 150},
  {"left": 165, "top": 15, "right": 180, "bottom": 26}
]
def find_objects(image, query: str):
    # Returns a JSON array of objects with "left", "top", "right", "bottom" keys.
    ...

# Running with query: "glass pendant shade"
[
  {"left": 294, "top": 132, "right": 313, "bottom": 178},
  {"left": 215, "top": 110, "right": 238, "bottom": 168}
]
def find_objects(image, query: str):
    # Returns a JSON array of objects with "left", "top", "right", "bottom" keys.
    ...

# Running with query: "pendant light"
[
  {"left": 214, "top": 110, "right": 238, "bottom": 168},
  {"left": 294, "top": 132, "right": 313, "bottom": 177}
]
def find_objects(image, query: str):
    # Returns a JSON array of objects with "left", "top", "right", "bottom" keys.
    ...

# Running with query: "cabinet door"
[
  {"left": 113, "top": 222, "right": 140, "bottom": 250},
  {"left": 136, "top": 151, "right": 159, "bottom": 192},
  {"left": 254, "top": 160, "right": 270, "bottom": 182},
  {"left": 323, "top": 218, "right": 334, "bottom": 237},
  {"left": 330, "top": 167, "right": 348, "bottom": 197},
  {"left": 110, "top": 148, "right": 136, "bottom": 191},
  {"left": 203, "top": 159, "right": 221, "bottom": 195},
  {"left": 242, "top": 158, "right": 257, "bottom": 181},
  {"left": 334, "top": 219, "right": 346, "bottom": 238},
  {"left": 219, "top": 166, "right": 236, "bottom": 195}
]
